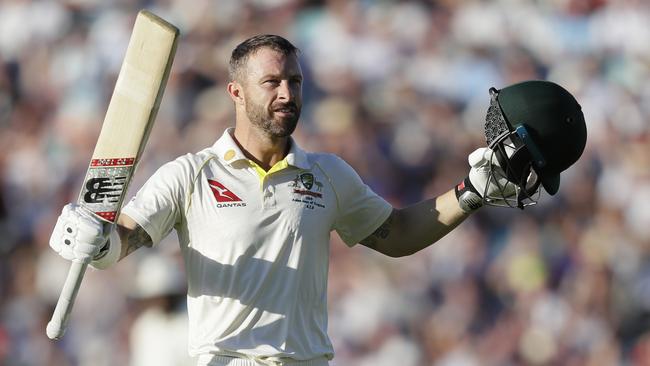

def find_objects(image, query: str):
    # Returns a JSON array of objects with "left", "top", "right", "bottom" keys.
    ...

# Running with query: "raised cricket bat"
[{"left": 46, "top": 10, "right": 179, "bottom": 340}]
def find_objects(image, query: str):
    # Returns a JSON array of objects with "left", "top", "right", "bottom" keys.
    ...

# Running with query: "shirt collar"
[{"left": 212, "top": 128, "right": 310, "bottom": 170}]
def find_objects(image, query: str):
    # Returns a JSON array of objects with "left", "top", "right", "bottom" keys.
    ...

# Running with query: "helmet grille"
[
  {"left": 482, "top": 87, "right": 542, "bottom": 209},
  {"left": 485, "top": 90, "right": 510, "bottom": 146}
]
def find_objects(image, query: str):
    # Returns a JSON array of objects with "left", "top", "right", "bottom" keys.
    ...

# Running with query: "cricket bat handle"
[{"left": 46, "top": 261, "right": 88, "bottom": 340}]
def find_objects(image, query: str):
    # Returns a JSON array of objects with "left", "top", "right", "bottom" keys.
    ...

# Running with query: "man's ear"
[{"left": 227, "top": 81, "right": 245, "bottom": 106}]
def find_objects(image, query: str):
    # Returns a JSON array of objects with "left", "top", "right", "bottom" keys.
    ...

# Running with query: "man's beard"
[{"left": 245, "top": 99, "right": 300, "bottom": 138}]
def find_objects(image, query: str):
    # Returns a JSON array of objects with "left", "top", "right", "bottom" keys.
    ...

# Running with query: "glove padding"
[
  {"left": 456, "top": 147, "right": 518, "bottom": 212},
  {"left": 468, "top": 147, "right": 517, "bottom": 201},
  {"left": 50, "top": 203, "right": 111, "bottom": 264}
]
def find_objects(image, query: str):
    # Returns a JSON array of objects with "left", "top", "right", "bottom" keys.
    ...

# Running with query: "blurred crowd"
[{"left": 1, "top": 0, "right": 650, "bottom": 365}]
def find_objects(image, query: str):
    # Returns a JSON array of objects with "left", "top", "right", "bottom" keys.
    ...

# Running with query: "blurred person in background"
[{"left": 128, "top": 252, "right": 195, "bottom": 366}]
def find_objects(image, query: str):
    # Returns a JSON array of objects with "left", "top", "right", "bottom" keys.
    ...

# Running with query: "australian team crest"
[
  {"left": 291, "top": 171, "right": 325, "bottom": 209},
  {"left": 300, "top": 173, "right": 314, "bottom": 190}
]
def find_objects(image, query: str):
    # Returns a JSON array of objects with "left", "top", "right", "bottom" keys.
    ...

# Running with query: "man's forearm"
[
  {"left": 360, "top": 189, "right": 472, "bottom": 257},
  {"left": 116, "top": 214, "right": 153, "bottom": 260}
]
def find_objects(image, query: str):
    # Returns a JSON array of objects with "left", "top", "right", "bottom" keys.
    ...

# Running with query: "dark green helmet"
[{"left": 484, "top": 80, "right": 587, "bottom": 207}]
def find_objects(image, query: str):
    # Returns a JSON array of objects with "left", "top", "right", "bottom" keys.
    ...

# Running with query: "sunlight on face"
[{"left": 241, "top": 48, "right": 303, "bottom": 138}]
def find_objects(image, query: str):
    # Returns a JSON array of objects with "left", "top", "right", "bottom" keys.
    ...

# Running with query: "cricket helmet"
[{"left": 483, "top": 80, "right": 587, "bottom": 208}]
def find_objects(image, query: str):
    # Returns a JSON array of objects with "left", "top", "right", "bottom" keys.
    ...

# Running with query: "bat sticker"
[{"left": 79, "top": 158, "right": 134, "bottom": 222}]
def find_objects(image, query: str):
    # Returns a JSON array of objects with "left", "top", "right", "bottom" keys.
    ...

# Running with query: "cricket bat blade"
[{"left": 46, "top": 10, "right": 179, "bottom": 340}]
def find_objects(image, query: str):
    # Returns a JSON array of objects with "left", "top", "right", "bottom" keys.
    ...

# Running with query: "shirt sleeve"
[
  {"left": 324, "top": 155, "right": 393, "bottom": 247},
  {"left": 121, "top": 157, "right": 190, "bottom": 246}
]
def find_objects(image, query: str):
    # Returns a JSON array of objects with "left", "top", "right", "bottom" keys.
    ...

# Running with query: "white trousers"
[{"left": 197, "top": 354, "right": 329, "bottom": 366}]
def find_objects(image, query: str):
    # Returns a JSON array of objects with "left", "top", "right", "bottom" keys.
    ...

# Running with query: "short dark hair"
[{"left": 229, "top": 34, "right": 300, "bottom": 82}]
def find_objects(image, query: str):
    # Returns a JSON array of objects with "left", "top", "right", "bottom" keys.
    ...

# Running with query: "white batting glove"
[
  {"left": 469, "top": 147, "right": 517, "bottom": 199},
  {"left": 50, "top": 203, "right": 111, "bottom": 264},
  {"left": 455, "top": 147, "right": 517, "bottom": 212}
]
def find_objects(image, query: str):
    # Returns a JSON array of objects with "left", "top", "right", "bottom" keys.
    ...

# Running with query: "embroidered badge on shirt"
[{"left": 290, "top": 172, "right": 325, "bottom": 209}]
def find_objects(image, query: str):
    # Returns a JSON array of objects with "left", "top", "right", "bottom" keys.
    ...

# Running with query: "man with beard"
[{"left": 48, "top": 35, "right": 532, "bottom": 365}]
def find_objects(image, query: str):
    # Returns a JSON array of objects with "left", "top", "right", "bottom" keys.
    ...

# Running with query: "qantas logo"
[{"left": 207, "top": 179, "right": 246, "bottom": 207}]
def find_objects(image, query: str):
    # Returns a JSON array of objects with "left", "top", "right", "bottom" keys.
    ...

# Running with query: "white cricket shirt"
[{"left": 122, "top": 128, "right": 392, "bottom": 362}]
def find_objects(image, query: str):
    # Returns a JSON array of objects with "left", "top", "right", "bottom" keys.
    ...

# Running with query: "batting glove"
[
  {"left": 50, "top": 203, "right": 111, "bottom": 264},
  {"left": 455, "top": 147, "right": 517, "bottom": 213}
]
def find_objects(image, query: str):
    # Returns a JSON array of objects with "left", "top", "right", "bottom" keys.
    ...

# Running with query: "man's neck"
[{"left": 232, "top": 127, "right": 289, "bottom": 171}]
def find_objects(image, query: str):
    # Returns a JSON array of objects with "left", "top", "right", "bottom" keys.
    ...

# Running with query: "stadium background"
[{"left": 1, "top": 0, "right": 649, "bottom": 365}]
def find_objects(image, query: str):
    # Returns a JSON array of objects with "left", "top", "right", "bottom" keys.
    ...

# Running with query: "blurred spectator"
[{"left": 127, "top": 251, "right": 194, "bottom": 366}]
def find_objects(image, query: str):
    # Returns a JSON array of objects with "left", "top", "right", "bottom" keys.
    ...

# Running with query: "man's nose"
[{"left": 277, "top": 80, "right": 293, "bottom": 101}]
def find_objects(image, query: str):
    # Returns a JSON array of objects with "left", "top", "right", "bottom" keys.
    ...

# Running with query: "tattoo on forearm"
[
  {"left": 360, "top": 211, "right": 394, "bottom": 248},
  {"left": 374, "top": 218, "right": 392, "bottom": 239},
  {"left": 124, "top": 225, "right": 153, "bottom": 256}
]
